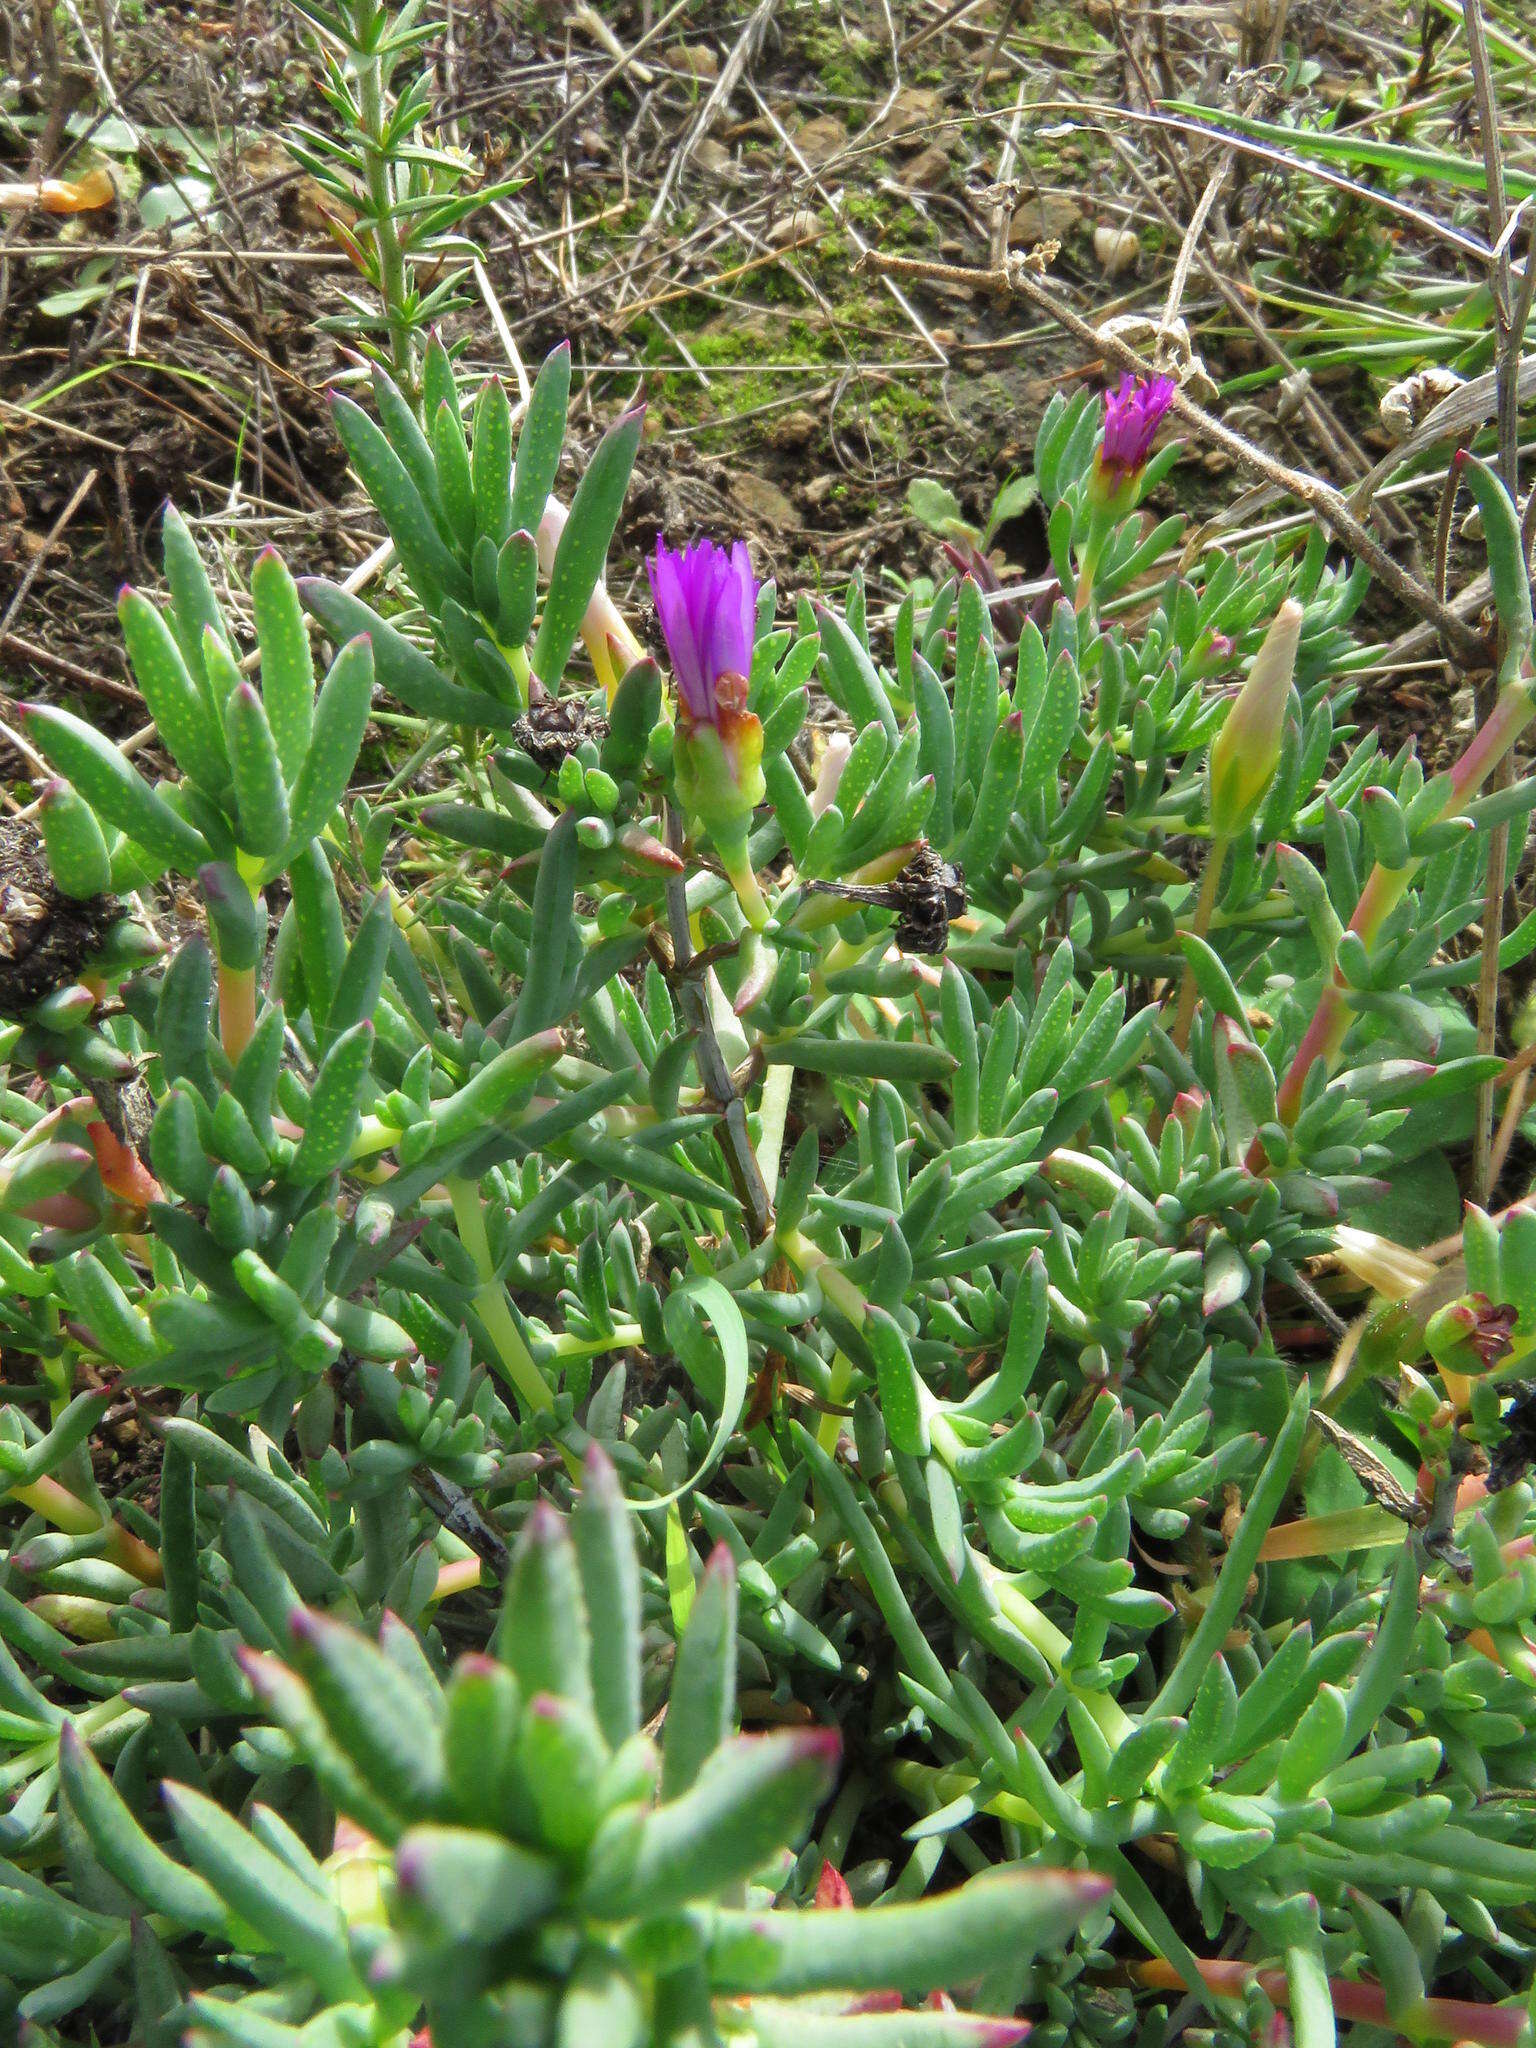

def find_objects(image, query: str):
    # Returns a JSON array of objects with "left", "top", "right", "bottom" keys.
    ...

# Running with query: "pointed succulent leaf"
[
  {"left": 708, "top": 1867, "right": 1110, "bottom": 1995},
  {"left": 161, "top": 1783, "right": 359, "bottom": 2000},
  {"left": 495, "top": 529, "right": 539, "bottom": 646},
  {"left": 37, "top": 780, "right": 113, "bottom": 899},
  {"left": 529, "top": 407, "right": 643, "bottom": 690},
  {"left": 394, "top": 1824, "right": 562, "bottom": 1948},
  {"left": 1348, "top": 1888, "right": 1427, "bottom": 2020},
  {"left": 329, "top": 393, "right": 467, "bottom": 606},
  {"left": 584, "top": 1729, "right": 839, "bottom": 1919},
  {"left": 250, "top": 547, "right": 315, "bottom": 780},
  {"left": 472, "top": 375, "right": 514, "bottom": 546},
  {"left": 510, "top": 341, "right": 572, "bottom": 538},
  {"left": 287, "top": 1607, "right": 448, "bottom": 1817},
  {"left": 118, "top": 588, "right": 228, "bottom": 791},
  {"left": 371, "top": 362, "right": 445, "bottom": 520},
  {"left": 661, "top": 1543, "right": 737, "bottom": 1801},
  {"left": 324, "top": 887, "right": 393, "bottom": 1050},
  {"left": 518, "top": 1693, "right": 612, "bottom": 1853},
  {"left": 288, "top": 1021, "right": 375, "bottom": 1182},
  {"left": 160, "top": 501, "right": 232, "bottom": 696},
  {"left": 284, "top": 633, "right": 376, "bottom": 855},
  {"left": 57, "top": 1725, "right": 226, "bottom": 1935},
  {"left": 1459, "top": 453, "right": 1533, "bottom": 680},
  {"left": 431, "top": 398, "right": 477, "bottom": 555},
  {"left": 297, "top": 577, "right": 510, "bottom": 727},
  {"left": 572, "top": 1445, "right": 643, "bottom": 1751},
  {"left": 222, "top": 684, "right": 291, "bottom": 858},
  {"left": 17, "top": 704, "right": 209, "bottom": 874},
  {"left": 493, "top": 1501, "right": 593, "bottom": 1712},
  {"left": 444, "top": 1655, "right": 525, "bottom": 1831}
]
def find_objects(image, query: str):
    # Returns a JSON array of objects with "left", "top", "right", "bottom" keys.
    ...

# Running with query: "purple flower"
[
  {"left": 1099, "top": 374, "right": 1176, "bottom": 480},
  {"left": 647, "top": 536, "right": 757, "bottom": 724}
]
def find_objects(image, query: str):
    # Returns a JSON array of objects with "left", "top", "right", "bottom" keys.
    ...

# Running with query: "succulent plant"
[
  {"left": 33, "top": 1452, "right": 1105, "bottom": 2048},
  {"left": 5, "top": 41, "right": 1536, "bottom": 2033}
]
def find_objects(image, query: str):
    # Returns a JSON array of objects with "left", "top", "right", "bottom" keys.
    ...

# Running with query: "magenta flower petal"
[
  {"left": 648, "top": 535, "right": 758, "bottom": 723},
  {"left": 718, "top": 541, "right": 756, "bottom": 676},
  {"left": 1099, "top": 373, "right": 1176, "bottom": 479}
]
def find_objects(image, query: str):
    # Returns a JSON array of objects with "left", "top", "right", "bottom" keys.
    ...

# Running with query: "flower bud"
[
  {"left": 1206, "top": 599, "right": 1303, "bottom": 839},
  {"left": 323, "top": 1819, "right": 391, "bottom": 1930},
  {"left": 672, "top": 711, "right": 768, "bottom": 928},
  {"left": 810, "top": 732, "right": 853, "bottom": 818}
]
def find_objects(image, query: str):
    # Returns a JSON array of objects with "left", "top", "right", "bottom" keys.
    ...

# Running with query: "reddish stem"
[
  {"left": 1130, "top": 1958, "right": 1525, "bottom": 2045},
  {"left": 4, "top": 1475, "right": 163, "bottom": 1584},
  {"left": 217, "top": 962, "right": 257, "bottom": 1065}
]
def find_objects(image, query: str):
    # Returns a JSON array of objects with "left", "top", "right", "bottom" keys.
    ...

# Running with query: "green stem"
[
  {"left": 447, "top": 1177, "right": 553, "bottom": 1417},
  {"left": 0, "top": 1698, "right": 138, "bottom": 1797},
  {"left": 355, "top": 34, "right": 416, "bottom": 393},
  {"left": 548, "top": 1323, "right": 643, "bottom": 1360},
  {"left": 347, "top": 1114, "right": 404, "bottom": 1165},
  {"left": 890, "top": 1757, "right": 1044, "bottom": 1831},
  {"left": 1170, "top": 834, "right": 1228, "bottom": 1053},
  {"left": 989, "top": 1576, "right": 1136, "bottom": 1746},
  {"left": 755, "top": 1060, "right": 794, "bottom": 1194}
]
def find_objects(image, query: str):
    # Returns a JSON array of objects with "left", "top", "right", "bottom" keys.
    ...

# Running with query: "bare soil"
[{"left": 0, "top": 0, "right": 1518, "bottom": 777}]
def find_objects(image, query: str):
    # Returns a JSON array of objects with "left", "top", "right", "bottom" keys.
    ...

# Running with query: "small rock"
[
  {"left": 1093, "top": 224, "right": 1140, "bottom": 276},
  {"left": 731, "top": 471, "right": 801, "bottom": 531},
  {"left": 767, "top": 409, "right": 820, "bottom": 450},
  {"left": 665, "top": 41, "right": 720, "bottom": 79},
  {"left": 793, "top": 114, "right": 847, "bottom": 168},
  {"left": 693, "top": 137, "right": 734, "bottom": 179},
  {"left": 905, "top": 144, "right": 952, "bottom": 190},
  {"left": 767, "top": 207, "right": 820, "bottom": 246},
  {"left": 1007, "top": 192, "right": 1082, "bottom": 246},
  {"left": 879, "top": 85, "right": 946, "bottom": 141}
]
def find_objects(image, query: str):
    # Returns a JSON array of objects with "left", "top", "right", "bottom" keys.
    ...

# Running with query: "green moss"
[
  {"left": 613, "top": 165, "right": 949, "bottom": 460},
  {"left": 865, "top": 376, "right": 938, "bottom": 461},
  {"left": 639, "top": 312, "right": 856, "bottom": 449},
  {"left": 796, "top": 23, "right": 879, "bottom": 98}
]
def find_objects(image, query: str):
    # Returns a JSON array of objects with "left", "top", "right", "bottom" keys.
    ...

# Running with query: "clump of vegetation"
[{"left": 4, "top": 5, "right": 1536, "bottom": 2048}]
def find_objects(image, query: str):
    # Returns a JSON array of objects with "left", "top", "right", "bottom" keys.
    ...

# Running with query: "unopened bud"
[{"left": 1206, "top": 599, "right": 1303, "bottom": 839}]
